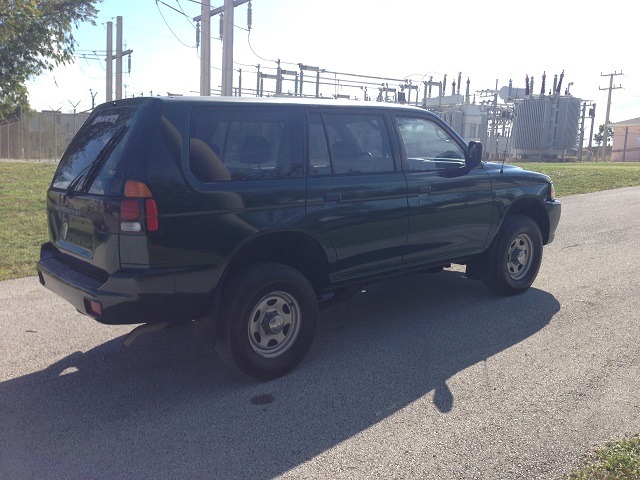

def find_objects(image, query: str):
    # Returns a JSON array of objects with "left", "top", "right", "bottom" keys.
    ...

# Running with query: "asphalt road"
[{"left": 1, "top": 187, "right": 639, "bottom": 480}]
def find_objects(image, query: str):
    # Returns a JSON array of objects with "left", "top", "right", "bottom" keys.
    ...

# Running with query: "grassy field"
[
  {"left": 512, "top": 162, "right": 640, "bottom": 197},
  {"left": 2, "top": 160, "right": 640, "bottom": 282},
  {"left": 565, "top": 435, "right": 640, "bottom": 480},
  {"left": 0, "top": 162, "right": 56, "bottom": 281}
]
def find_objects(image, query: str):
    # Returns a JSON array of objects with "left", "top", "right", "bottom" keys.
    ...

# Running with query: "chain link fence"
[{"left": 0, "top": 110, "right": 90, "bottom": 162}]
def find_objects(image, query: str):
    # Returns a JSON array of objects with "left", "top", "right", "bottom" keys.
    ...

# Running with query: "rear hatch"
[{"left": 47, "top": 103, "right": 141, "bottom": 277}]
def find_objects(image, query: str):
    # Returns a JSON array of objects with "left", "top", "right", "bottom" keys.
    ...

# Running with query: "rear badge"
[{"left": 61, "top": 215, "right": 69, "bottom": 242}]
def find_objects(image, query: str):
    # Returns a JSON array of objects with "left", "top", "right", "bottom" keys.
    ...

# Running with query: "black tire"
[
  {"left": 484, "top": 215, "right": 543, "bottom": 296},
  {"left": 215, "top": 262, "right": 318, "bottom": 380}
]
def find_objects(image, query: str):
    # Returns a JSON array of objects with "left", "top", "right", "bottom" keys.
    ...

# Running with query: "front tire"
[
  {"left": 484, "top": 215, "right": 543, "bottom": 296},
  {"left": 215, "top": 263, "right": 319, "bottom": 380}
]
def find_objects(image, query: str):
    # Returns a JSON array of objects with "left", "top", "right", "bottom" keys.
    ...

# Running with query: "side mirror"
[{"left": 466, "top": 141, "right": 482, "bottom": 169}]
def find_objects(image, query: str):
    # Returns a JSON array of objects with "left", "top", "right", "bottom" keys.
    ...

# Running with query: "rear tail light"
[
  {"left": 120, "top": 199, "right": 141, "bottom": 221},
  {"left": 120, "top": 180, "right": 159, "bottom": 232},
  {"left": 124, "top": 180, "right": 153, "bottom": 198},
  {"left": 145, "top": 199, "right": 159, "bottom": 232}
]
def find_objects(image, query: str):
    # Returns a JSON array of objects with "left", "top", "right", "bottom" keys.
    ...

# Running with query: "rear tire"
[
  {"left": 215, "top": 263, "right": 318, "bottom": 380},
  {"left": 484, "top": 215, "right": 543, "bottom": 296}
]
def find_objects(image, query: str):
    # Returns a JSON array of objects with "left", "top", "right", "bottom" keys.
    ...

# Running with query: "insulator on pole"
[
  {"left": 219, "top": 12, "right": 224, "bottom": 40},
  {"left": 247, "top": 1, "right": 252, "bottom": 31},
  {"left": 196, "top": 22, "right": 200, "bottom": 49}
]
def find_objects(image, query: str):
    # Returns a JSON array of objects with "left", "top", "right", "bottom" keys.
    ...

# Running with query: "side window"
[
  {"left": 308, "top": 113, "right": 332, "bottom": 175},
  {"left": 308, "top": 112, "right": 395, "bottom": 175},
  {"left": 189, "top": 106, "right": 303, "bottom": 182},
  {"left": 396, "top": 116, "right": 465, "bottom": 171}
]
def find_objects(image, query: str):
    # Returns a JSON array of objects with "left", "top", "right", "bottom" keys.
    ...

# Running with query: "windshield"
[{"left": 52, "top": 107, "right": 136, "bottom": 195}]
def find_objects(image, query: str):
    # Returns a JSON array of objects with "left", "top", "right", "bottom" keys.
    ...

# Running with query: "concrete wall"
[{"left": 612, "top": 124, "right": 640, "bottom": 162}]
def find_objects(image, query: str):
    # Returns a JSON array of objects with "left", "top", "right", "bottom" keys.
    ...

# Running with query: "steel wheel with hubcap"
[
  {"left": 485, "top": 215, "right": 543, "bottom": 296},
  {"left": 506, "top": 233, "right": 534, "bottom": 281},
  {"left": 215, "top": 262, "right": 318, "bottom": 380},
  {"left": 248, "top": 290, "right": 301, "bottom": 358}
]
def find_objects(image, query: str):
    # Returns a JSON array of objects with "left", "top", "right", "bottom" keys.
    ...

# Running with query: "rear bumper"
[{"left": 37, "top": 243, "right": 216, "bottom": 325}]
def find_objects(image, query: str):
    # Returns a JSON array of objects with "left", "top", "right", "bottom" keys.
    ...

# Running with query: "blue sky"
[{"left": 26, "top": 0, "right": 640, "bottom": 129}]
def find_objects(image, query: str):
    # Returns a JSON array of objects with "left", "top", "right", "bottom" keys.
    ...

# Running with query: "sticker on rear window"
[{"left": 92, "top": 114, "right": 120, "bottom": 125}]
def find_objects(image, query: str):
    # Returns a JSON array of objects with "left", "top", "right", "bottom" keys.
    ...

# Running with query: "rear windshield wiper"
[
  {"left": 65, "top": 164, "right": 90, "bottom": 197},
  {"left": 65, "top": 125, "right": 128, "bottom": 197}
]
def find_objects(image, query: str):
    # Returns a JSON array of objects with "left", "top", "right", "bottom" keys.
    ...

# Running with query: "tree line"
[{"left": 0, "top": 0, "right": 99, "bottom": 118}]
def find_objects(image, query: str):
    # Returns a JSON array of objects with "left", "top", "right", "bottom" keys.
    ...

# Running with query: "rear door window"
[
  {"left": 52, "top": 107, "right": 135, "bottom": 195},
  {"left": 189, "top": 106, "right": 303, "bottom": 182},
  {"left": 308, "top": 112, "right": 395, "bottom": 175}
]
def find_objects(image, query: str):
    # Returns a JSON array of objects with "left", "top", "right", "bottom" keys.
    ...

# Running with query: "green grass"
[
  {"left": 511, "top": 162, "right": 640, "bottom": 197},
  {"left": 1, "top": 161, "right": 640, "bottom": 282},
  {"left": 565, "top": 435, "right": 640, "bottom": 480},
  {"left": 0, "top": 162, "right": 56, "bottom": 281}
]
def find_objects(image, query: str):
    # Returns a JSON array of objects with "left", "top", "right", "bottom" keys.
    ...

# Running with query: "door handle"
[
  {"left": 323, "top": 192, "right": 342, "bottom": 202},
  {"left": 417, "top": 185, "right": 431, "bottom": 204}
]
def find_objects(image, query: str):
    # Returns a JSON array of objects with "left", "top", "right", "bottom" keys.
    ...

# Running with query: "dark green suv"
[{"left": 37, "top": 96, "right": 561, "bottom": 379}]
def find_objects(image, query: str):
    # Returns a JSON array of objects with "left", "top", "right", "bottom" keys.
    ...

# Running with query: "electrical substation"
[
  {"left": 236, "top": 64, "right": 586, "bottom": 162},
  {"left": 1, "top": 3, "right": 600, "bottom": 162},
  {"left": 190, "top": 0, "right": 589, "bottom": 162}
]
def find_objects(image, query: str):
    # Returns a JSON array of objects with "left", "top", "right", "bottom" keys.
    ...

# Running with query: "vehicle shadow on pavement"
[{"left": 0, "top": 271, "right": 560, "bottom": 479}]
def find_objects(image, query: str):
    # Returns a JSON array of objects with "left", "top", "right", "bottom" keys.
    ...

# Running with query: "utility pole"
[
  {"left": 599, "top": 71, "right": 623, "bottom": 161},
  {"left": 114, "top": 16, "right": 132, "bottom": 100},
  {"left": 106, "top": 17, "right": 133, "bottom": 101},
  {"left": 577, "top": 101, "right": 595, "bottom": 161},
  {"left": 588, "top": 103, "right": 596, "bottom": 159},
  {"left": 221, "top": 0, "right": 234, "bottom": 96},
  {"left": 194, "top": 0, "right": 251, "bottom": 97},
  {"left": 116, "top": 16, "right": 123, "bottom": 100},
  {"left": 116, "top": 16, "right": 122, "bottom": 100},
  {"left": 106, "top": 21, "right": 113, "bottom": 101},
  {"left": 200, "top": 0, "right": 211, "bottom": 96}
]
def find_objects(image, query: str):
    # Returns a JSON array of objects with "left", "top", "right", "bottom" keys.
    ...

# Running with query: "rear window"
[
  {"left": 52, "top": 107, "right": 136, "bottom": 194},
  {"left": 189, "top": 105, "right": 303, "bottom": 182}
]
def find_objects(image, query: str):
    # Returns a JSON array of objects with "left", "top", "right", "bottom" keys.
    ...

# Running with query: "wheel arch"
[
  {"left": 504, "top": 197, "right": 551, "bottom": 244},
  {"left": 223, "top": 230, "right": 331, "bottom": 295}
]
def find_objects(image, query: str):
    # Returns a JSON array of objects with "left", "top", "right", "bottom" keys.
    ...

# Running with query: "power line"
[
  {"left": 75, "top": 61, "right": 104, "bottom": 81},
  {"left": 156, "top": 0, "right": 197, "bottom": 48},
  {"left": 233, "top": 59, "right": 260, "bottom": 69},
  {"left": 75, "top": 54, "right": 103, "bottom": 61},
  {"left": 157, "top": 0, "right": 187, "bottom": 16},
  {"left": 94, "top": 51, "right": 106, "bottom": 71},
  {"left": 181, "top": 0, "right": 209, "bottom": 6},
  {"left": 246, "top": 31, "right": 277, "bottom": 64},
  {"left": 174, "top": 0, "right": 197, "bottom": 28},
  {"left": 324, "top": 69, "right": 405, "bottom": 84}
]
